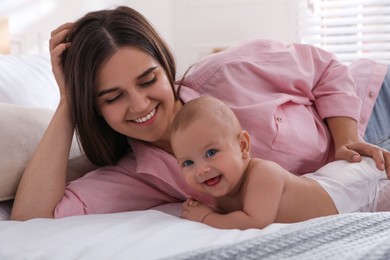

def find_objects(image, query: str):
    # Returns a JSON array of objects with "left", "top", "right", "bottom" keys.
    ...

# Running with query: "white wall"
[
  {"left": 0, "top": 0, "right": 300, "bottom": 75},
  {"left": 172, "top": 0, "right": 300, "bottom": 75},
  {"left": 0, "top": 0, "right": 174, "bottom": 54}
]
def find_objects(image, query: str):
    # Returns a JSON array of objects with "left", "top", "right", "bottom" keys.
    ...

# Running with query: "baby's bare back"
[
  {"left": 215, "top": 158, "right": 339, "bottom": 227},
  {"left": 275, "top": 174, "right": 338, "bottom": 223}
]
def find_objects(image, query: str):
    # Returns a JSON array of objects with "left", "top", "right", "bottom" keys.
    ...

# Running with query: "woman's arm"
[
  {"left": 11, "top": 100, "right": 74, "bottom": 220},
  {"left": 11, "top": 23, "right": 75, "bottom": 220},
  {"left": 327, "top": 116, "right": 390, "bottom": 177},
  {"left": 300, "top": 43, "right": 390, "bottom": 176}
]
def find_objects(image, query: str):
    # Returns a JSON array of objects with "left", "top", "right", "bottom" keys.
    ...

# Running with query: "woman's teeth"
[{"left": 133, "top": 108, "right": 156, "bottom": 123}]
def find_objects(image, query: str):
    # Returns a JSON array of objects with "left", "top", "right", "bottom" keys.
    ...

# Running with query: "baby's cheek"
[
  {"left": 184, "top": 174, "right": 194, "bottom": 186},
  {"left": 183, "top": 173, "right": 206, "bottom": 193}
]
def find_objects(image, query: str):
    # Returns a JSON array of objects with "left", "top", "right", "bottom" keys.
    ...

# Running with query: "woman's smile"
[{"left": 131, "top": 106, "right": 157, "bottom": 125}]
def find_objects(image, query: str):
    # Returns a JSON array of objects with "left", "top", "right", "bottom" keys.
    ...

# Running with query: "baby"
[{"left": 170, "top": 96, "right": 390, "bottom": 230}]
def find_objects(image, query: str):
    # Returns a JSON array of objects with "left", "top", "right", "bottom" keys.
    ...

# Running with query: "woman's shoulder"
[
  {"left": 182, "top": 38, "right": 285, "bottom": 87},
  {"left": 199, "top": 38, "right": 286, "bottom": 65}
]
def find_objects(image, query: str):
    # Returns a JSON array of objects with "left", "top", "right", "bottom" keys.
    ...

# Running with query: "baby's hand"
[{"left": 181, "top": 198, "right": 214, "bottom": 223}]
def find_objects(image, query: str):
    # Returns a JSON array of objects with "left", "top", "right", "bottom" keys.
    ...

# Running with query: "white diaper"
[{"left": 304, "top": 157, "right": 390, "bottom": 214}]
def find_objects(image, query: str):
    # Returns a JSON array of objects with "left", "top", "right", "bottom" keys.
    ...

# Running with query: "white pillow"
[
  {"left": 0, "top": 53, "right": 60, "bottom": 109},
  {"left": 0, "top": 103, "right": 96, "bottom": 202}
]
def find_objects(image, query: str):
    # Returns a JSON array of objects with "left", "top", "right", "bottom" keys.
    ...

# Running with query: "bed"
[{"left": 1, "top": 53, "right": 390, "bottom": 260}]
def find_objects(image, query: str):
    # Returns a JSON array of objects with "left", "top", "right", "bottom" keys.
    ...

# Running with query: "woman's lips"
[
  {"left": 133, "top": 107, "right": 156, "bottom": 124},
  {"left": 131, "top": 106, "right": 158, "bottom": 126}
]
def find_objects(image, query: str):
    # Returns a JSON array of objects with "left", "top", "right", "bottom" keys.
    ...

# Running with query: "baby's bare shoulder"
[
  {"left": 250, "top": 158, "right": 285, "bottom": 172},
  {"left": 248, "top": 158, "right": 290, "bottom": 182}
]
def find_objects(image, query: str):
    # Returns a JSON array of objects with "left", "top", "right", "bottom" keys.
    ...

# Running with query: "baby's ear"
[{"left": 239, "top": 130, "right": 251, "bottom": 159}]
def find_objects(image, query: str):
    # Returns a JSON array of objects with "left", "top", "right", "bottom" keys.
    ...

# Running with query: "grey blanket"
[{"left": 168, "top": 212, "right": 390, "bottom": 259}]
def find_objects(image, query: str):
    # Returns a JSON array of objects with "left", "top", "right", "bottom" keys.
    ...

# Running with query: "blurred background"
[{"left": 0, "top": 0, "right": 389, "bottom": 75}]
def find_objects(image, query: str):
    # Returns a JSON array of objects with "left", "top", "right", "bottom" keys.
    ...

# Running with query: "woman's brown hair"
[{"left": 62, "top": 6, "right": 177, "bottom": 166}]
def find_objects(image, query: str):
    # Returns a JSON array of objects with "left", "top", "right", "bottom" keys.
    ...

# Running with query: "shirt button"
[
  {"left": 276, "top": 117, "right": 283, "bottom": 122},
  {"left": 368, "top": 91, "right": 374, "bottom": 98},
  {"left": 360, "top": 118, "right": 365, "bottom": 124}
]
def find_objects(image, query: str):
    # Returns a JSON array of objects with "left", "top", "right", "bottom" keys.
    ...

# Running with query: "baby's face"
[{"left": 171, "top": 118, "right": 247, "bottom": 197}]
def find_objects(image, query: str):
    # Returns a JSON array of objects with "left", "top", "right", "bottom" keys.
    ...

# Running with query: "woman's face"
[{"left": 96, "top": 47, "right": 180, "bottom": 145}]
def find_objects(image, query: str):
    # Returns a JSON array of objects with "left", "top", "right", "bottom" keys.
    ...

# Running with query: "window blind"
[{"left": 299, "top": 0, "right": 390, "bottom": 63}]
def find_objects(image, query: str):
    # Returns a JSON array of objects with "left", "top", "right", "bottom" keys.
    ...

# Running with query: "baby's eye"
[
  {"left": 182, "top": 160, "right": 194, "bottom": 168},
  {"left": 206, "top": 149, "right": 217, "bottom": 158}
]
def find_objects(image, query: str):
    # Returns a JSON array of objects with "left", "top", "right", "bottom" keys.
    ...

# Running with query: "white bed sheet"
[
  {"left": 0, "top": 203, "right": 286, "bottom": 260},
  {"left": 0, "top": 200, "right": 12, "bottom": 221}
]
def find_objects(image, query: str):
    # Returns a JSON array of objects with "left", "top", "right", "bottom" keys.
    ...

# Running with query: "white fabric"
[
  {"left": 0, "top": 201, "right": 12, "bottom": 221},
  {"left": 171, "top": 212, "right": 390, "bottom": 260},
  {"left": 0, "top": 103, "right": 97, "bottom": 202},
  {"left": 0, "top": 203, "right": 285, "bottom": 260},
  {"left": 0, "top": 53, "right": 59, "bottom": 109},
  {"left": 304, "top": 157, "right": 390, "bottom": 213}
]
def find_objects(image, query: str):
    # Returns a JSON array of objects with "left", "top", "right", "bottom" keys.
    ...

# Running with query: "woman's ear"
[{"left": 238, "top": 130, "right": 251, "bottom": 159}]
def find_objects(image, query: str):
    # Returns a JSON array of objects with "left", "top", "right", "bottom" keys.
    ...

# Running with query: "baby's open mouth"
[{"left": 204, "top": 175, "right": 221, "bottom": 187}]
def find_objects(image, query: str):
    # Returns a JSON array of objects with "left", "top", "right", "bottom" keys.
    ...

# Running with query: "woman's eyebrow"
[
  {"left": 97, "top": 87, "right": 120, "bottom": 97},
  {"left": 137, "top": 66, "right": 158, "bottom": 80},
  {"left": 97, "top": 66, "right": 158, "bottom": 97}
]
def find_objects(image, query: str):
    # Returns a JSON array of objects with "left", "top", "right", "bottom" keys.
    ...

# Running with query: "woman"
[{"left": 11, "top": 6, "right": 390, "bottom": 220}]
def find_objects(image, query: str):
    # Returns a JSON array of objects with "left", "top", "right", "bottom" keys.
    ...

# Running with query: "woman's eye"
[
  {"left": 182, "top": 160, "right": 194, "bottom": 168},
  {"left": 106, "top": 93, "right": 122, "bottom": 104},
  {"left": 206, "top": 149, "right": 217, "bottom": 158},
  {"left": 140, "top": 76, "right": 157, "bottom": 87}
]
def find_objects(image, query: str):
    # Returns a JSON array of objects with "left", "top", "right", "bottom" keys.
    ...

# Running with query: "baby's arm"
[
  {"left": 181, "top": 160, "right": 288, "bottom": 230},
  {"left": 181, "top": 198, "right": 256, "bottom": 229},
  {"left": 181, "top": 198, "right": 216, "bottom": 223}
]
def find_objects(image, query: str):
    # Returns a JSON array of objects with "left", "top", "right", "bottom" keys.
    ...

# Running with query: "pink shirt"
[{"left": 55, "top": 39, "right": 388, "bottom": 218}]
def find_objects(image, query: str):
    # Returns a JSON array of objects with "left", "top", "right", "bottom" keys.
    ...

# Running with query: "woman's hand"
[
  {"left": 335, "top": 142, "right": 390, "bottom": 178},
  {"left": 49, "top": 22, "right": 73, "bottom": 97},
  {"left": 181, "top": 198, "right": 215, "bottom": 223},
  {"left": 326, "top": 117, "right": 390, "bottom": 177}
]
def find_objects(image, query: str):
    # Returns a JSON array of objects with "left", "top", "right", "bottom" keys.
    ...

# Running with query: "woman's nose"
[{"left": 126, "top": 89, "right": 149, "bottom": 112}]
